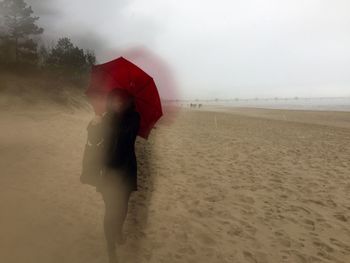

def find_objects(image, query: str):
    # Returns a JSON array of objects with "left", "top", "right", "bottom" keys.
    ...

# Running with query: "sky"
[{"left": 26, "top": 0, "right": 350, "bottom": 100}]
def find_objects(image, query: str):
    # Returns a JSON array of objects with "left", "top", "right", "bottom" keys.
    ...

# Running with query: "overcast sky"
[{"left": 27, "top": 0, "right": 350, "bottom": 100}]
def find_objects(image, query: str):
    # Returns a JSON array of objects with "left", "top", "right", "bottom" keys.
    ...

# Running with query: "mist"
[{"left": 25, "top": 0, "right": 350, "bottom": 99}]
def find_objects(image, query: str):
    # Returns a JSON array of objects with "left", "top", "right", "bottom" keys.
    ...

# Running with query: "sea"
[{"left": 172, "top": 97, "right": 350, "bottom": 112}]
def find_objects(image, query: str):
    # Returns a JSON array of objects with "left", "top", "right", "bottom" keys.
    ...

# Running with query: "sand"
[{"left": 0, "top": 104, "right": 350, "bottom": 263}]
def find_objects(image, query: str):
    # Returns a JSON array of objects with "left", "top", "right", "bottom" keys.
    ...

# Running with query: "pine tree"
[
  {"left": 0, "top": 0, "right": 43, "bottom": 65},
  {"left": 45, "top": 37, "right": 96, "bottom": 85}
]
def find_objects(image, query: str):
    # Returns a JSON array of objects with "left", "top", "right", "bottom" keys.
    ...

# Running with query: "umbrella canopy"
[{"left": 85, "top": 56, "right": 163, "bottom": 139}]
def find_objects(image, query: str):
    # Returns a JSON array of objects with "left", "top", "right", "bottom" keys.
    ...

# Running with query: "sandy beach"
[{"left": 1, "top": 104, "right": 350, "bottom": 263}]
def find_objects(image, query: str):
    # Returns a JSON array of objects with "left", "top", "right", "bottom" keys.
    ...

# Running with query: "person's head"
[{"left": 106, "top": 89, "right": 135, "bottom": 113}]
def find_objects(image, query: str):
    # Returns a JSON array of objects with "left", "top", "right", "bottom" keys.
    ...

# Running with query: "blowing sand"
[{"left": 0, "top": 104, "right": 350, "bottom": 263}]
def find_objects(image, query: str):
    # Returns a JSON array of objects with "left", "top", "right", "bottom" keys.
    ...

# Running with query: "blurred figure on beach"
[{"left": 80, "top": 89, "right": 140, "bottom": 263}]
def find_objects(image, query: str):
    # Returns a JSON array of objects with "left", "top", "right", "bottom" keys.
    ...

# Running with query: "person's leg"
[
  {"left": 115, "top": 186, "right": 132, "bottom": 244},
  {"left": 101, "top": 176, "right": 132, "bottom": 262},
  {"left": 102, "top": 190, "right": 119, "bottom": 263}
]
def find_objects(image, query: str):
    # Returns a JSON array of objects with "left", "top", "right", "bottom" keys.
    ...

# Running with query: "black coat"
[{"left": 102, "top": 108, "right": 141, "bottom": 191}]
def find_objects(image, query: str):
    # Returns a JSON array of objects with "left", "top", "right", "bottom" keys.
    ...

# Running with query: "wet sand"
[{"left": 0, "top": 105, "right": 350, "bottom": 263}]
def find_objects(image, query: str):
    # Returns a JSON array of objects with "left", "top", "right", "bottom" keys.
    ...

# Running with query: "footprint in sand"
[
  {"left": 313, "top": 240, "right": 335, "bottom": 254},
  {"left": 333, "top": 213, "right": 348, "bottom": 222},
  {"left": 329, "top": 237, "right": 350, "bottom": 252},
  {"left": 177, "top": 245, "right": 197, "bottom": 256},
  {"left": 236, "top": 194, "right": 255, "bottom": 205},
  {"left": 195, "top": 232, "right": 216, "bottom": 246},
  {"left": 243, "top": 250, "right": 268, "bottom": 263},
  {"left": 302, "top": 218, "right": 316, "bottom": 230},
  {"left": 227, "top": 225, "right": 243, "bottom": 237},
  {"left": 274, "top": 230, "right": 293, "bottom": 248},
  {"left": 204, "top": 195, "right": 225, "bottom": 203},
  {"left": 312, "top": 239, "right": 340, "bottom": 262}
]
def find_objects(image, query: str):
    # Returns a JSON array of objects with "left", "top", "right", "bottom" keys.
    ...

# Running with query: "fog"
[{"left": 27, "top": 0, "right": 350, "bottom": 100}]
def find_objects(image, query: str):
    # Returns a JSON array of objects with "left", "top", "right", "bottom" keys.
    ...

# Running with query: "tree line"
[{"left": 0, "top": 0, "right": 96, "bottom": 89}]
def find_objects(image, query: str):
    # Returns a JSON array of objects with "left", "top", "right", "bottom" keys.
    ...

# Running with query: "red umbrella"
[{"left": 85, "top": 56, "right": 163, "bottom": 139}]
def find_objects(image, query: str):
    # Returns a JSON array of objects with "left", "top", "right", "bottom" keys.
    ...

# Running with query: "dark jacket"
[
  {"left": 102, "top": 108, "right": 141, "bottom": 191},
  {"left": 80, "top": 118, "right": 106, "bottom": 186}
]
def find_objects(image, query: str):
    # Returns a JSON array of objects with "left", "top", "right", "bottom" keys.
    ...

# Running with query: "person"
[{"left": 82, "top": 89, "right": 140, "bottom": 263}]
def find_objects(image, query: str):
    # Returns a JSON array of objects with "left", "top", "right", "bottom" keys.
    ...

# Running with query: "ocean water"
[{"left": 176, "top": 97, "right": 350, "bottom": 112}]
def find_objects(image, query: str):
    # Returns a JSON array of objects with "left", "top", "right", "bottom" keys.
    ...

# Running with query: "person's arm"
[{"left": 87, "top": 115, "right": 104, "bottom": 145}]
